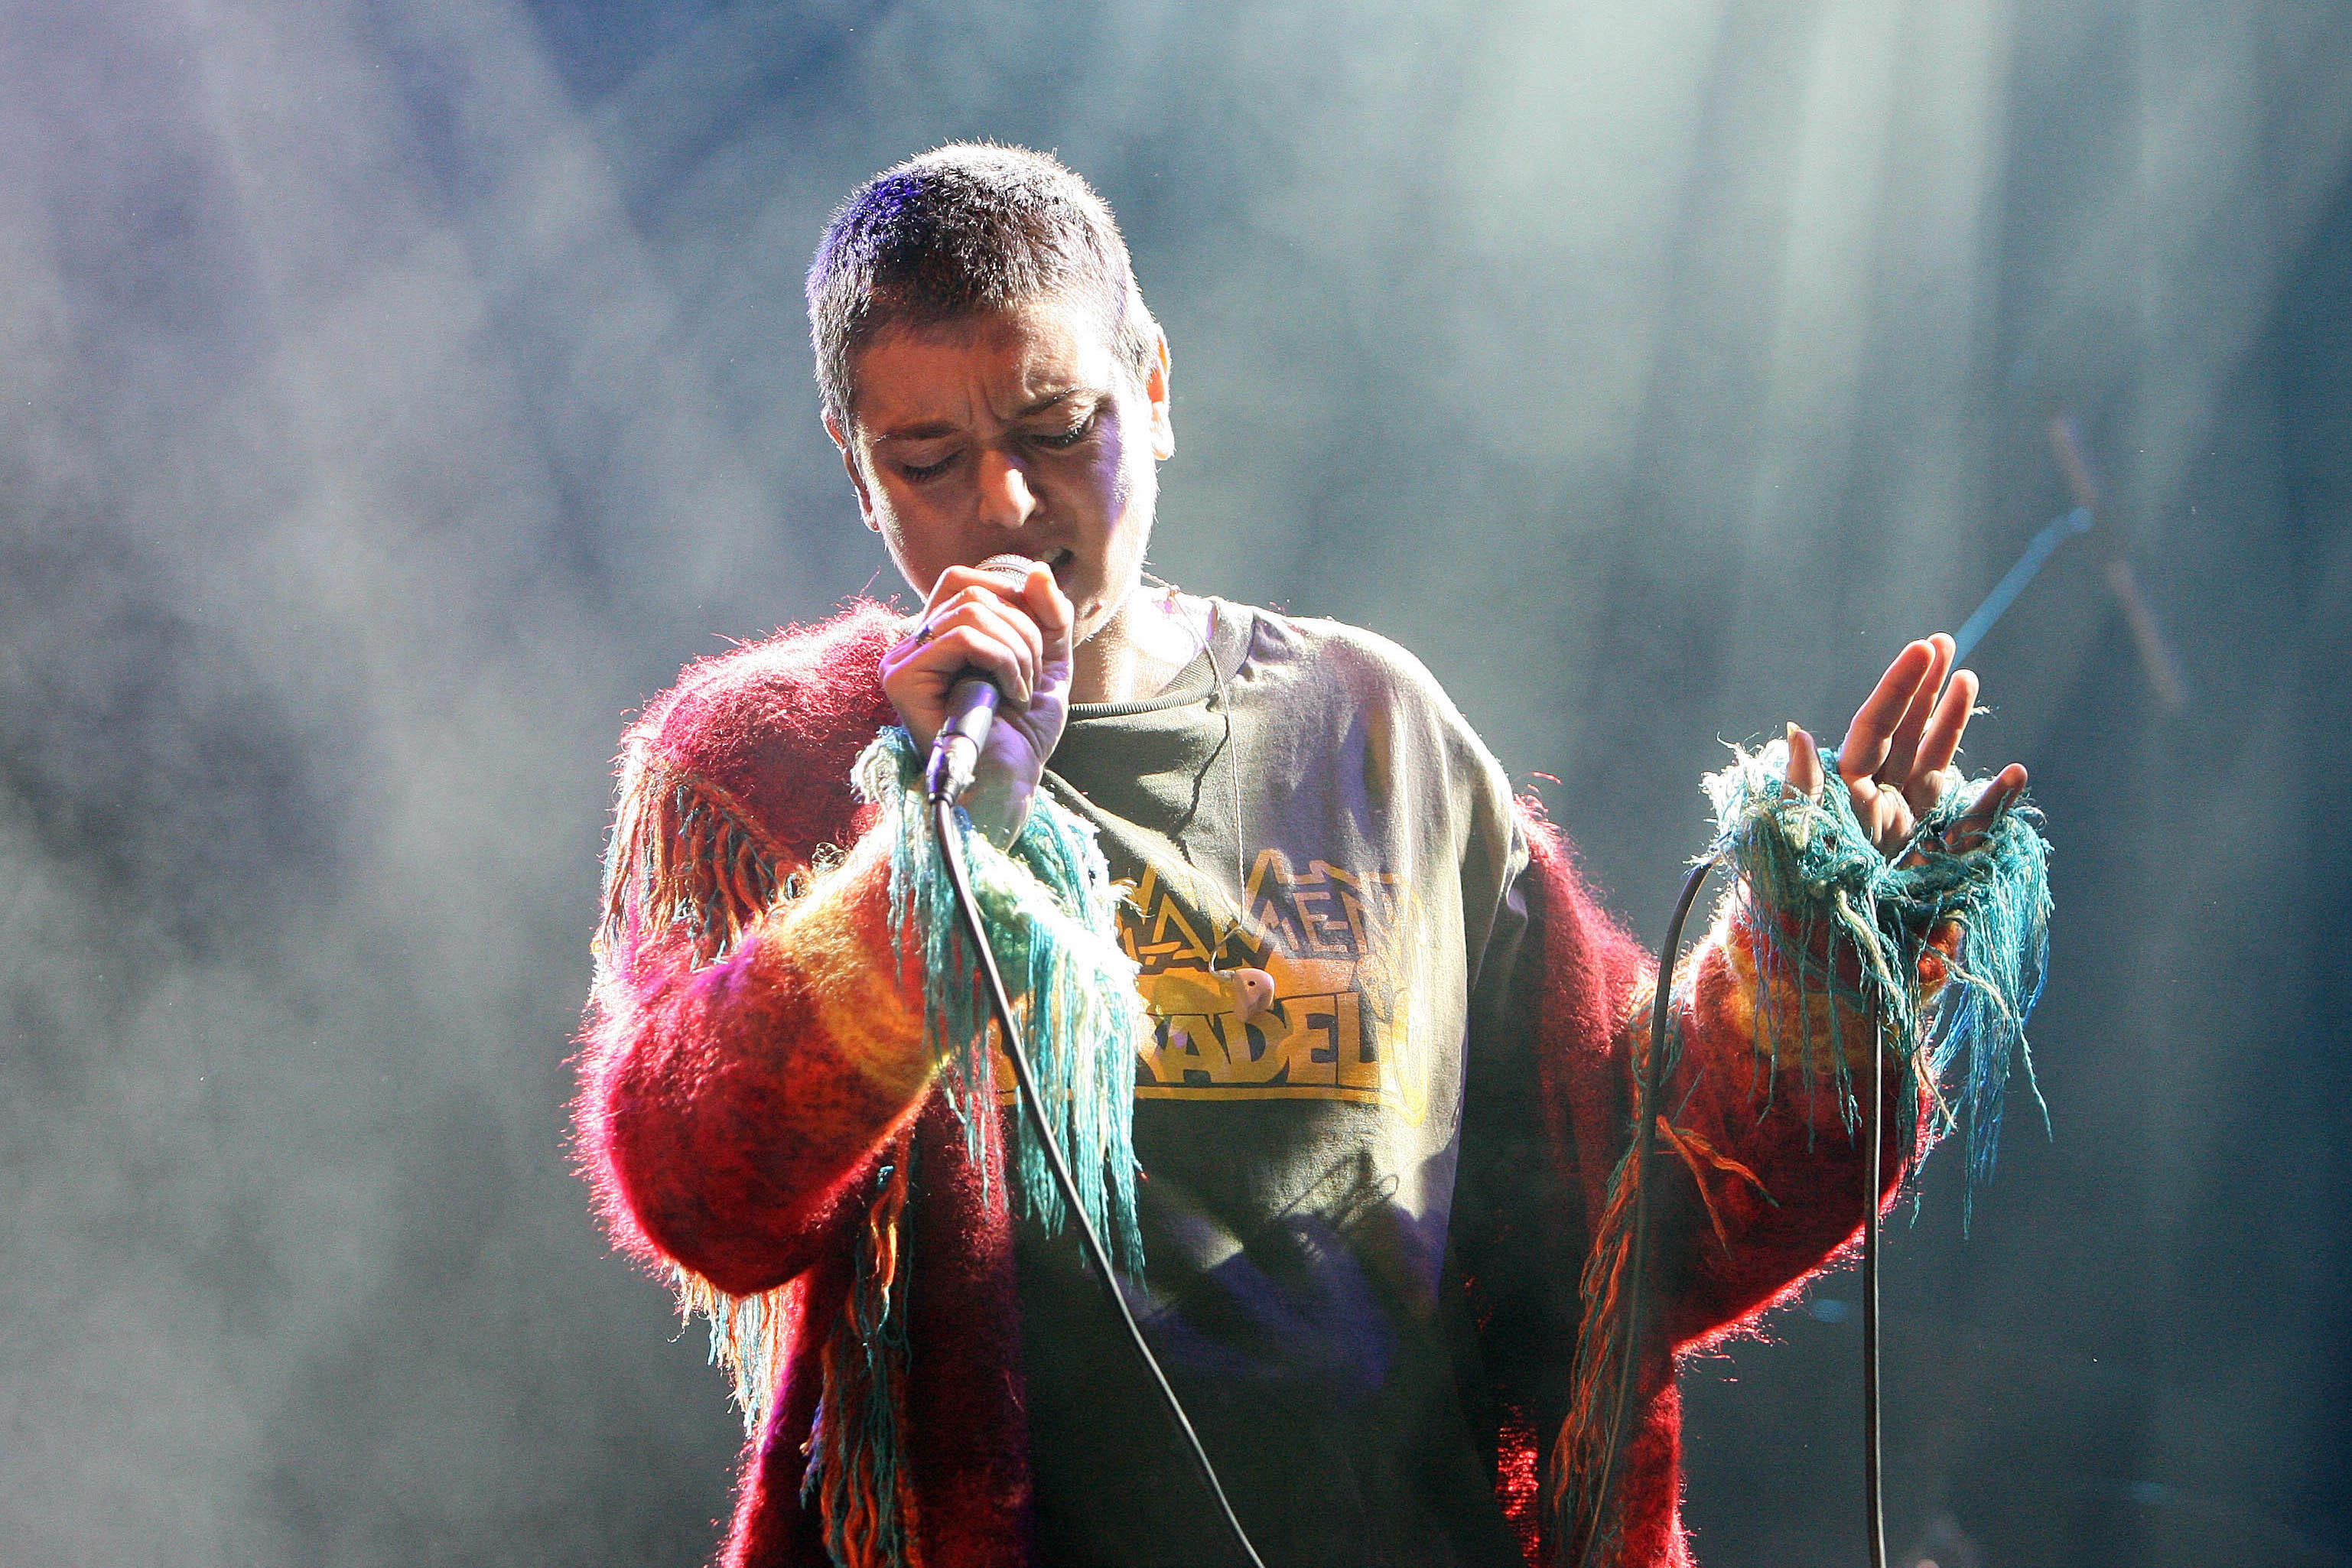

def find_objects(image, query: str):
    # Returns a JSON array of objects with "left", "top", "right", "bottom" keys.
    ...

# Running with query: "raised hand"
[
  {"left": 1784, "top": 633, "right": 2029, "bottom": 859},
  {"left": 880, "top": 558, "right": 1074, "bottom": 844}
]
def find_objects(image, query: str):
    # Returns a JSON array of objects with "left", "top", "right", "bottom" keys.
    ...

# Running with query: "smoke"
[{"left": 2, "top": 0, "right": 2347, "bottom": 1563}]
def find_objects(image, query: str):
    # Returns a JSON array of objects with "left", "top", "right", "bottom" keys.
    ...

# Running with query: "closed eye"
[{"left": 1030, "top": 412, "right": 1098, "bottom": 451}]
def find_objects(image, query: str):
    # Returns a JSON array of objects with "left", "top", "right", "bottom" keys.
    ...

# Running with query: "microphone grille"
[{"left": 975, "top": 552, "right": 1039, "bottom": 580}]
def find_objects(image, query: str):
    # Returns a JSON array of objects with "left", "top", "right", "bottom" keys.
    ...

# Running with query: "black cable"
[
  {"left": 932, "top": 753, "right": 1888, "bottom": 1568},
  {"left": 929, "top": 792, "right": 1269, "bottom": 1568},
  {"left": 1576, "top": 851, "right": 1719, "bottom": 1568},
  {"left": 1576, "top": 847, "right": 1893, "bottom": 1568},
  {"left": 1864, "top": 983, "right": 1889, "bottom": 1568}
]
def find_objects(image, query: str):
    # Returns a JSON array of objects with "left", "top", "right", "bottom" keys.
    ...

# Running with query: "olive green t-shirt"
[{"left": 1021, "top": 600, "right": 1541, "bottom": 1567}]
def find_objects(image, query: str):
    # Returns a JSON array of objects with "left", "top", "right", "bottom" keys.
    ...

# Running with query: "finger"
[
  {"left": 894, "top": 596, "right": 1041, "bottom": 688},
  {"left": 1782, "top": 723, "right": 1823, "bottom": 802},
  {"left": 916, "top": 590, "right": 1046, "bottom": 677},
  {"left": 1905, "top": 667, "right": 1978, "bottom": 815},
  {"left": 942, "top": 572, "right": 1054, "bottom": 674},
  {"left": 911, "top": 624, "right": 1035, "bottom": 708},
  {"left": 973, "top": 590, "right": 1047, "bottom": 672},
  {"left": 1856, "top": 783, "right": 1912, "bottom": 857},
  {"left": 1879, "top": 633, "right": 1954, "bottom": 785},
  {"left": 926, "top": 563, "right": 1030, "bottom": 615},
  {"left": 923, "top": 581, "right": 1023, "bottom": 631},
  {"left": 1016, "top": 562, "right": 1074, "bottom": 644},
  {"left": 923, "top": 567, "right": 989, "bottom": 614},
  {"left": 1945, "top": 761, "right": 2028, "bottom": 853},
  {"left": 1839, "top": 639, "right": 1936, "bottom": 786},
  {"left": 943, "top": 599, "right": 1046, "bottom": 701}
]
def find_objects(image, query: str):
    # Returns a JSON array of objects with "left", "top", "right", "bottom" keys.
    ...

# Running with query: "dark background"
[{"left": 2, "top": 2, "right": 2347, "bottom": 1564}]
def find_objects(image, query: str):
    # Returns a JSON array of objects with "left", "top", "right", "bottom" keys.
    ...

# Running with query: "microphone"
[{"left": 923, "top": 553, "right": 1039, "bottom": 805}]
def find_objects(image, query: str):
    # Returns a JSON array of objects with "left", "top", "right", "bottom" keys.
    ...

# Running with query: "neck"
[{"left": 1069, "top": 584, "right": 1203, "bottom": 705}]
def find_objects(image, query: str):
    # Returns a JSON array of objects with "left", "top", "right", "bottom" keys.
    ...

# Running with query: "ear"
[
  {"left": 825, "top": 412, "right": 882, "bottom": 532},
  {"left": 1144, "top": 328, "right": 1175, "bottom": 461}
]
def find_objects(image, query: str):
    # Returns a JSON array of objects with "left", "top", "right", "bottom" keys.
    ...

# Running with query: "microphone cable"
[
  {"left": 927, "top": 788, "right": 1270, "bottom": 1568},
  {"left": 1573, "top": 851, "right": 1718, "bottom": 1568},
  {"left": 1575, "top": 849, "right": 1890, "bottom": 1568}
]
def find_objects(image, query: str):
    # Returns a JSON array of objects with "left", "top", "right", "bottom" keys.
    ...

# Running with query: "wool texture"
[
  {"left": 575, "top": 610, "right": 2054, "bottom": 1568},
  {"left": 781, "top": 730, "right": 1151, "bottom": 1568},
  {"left": 855, "top": 727, "right": 1149, "bottom": 1273},
  {"left": 1557, "top": 739, "right": 2051, "bottom": 1564}
]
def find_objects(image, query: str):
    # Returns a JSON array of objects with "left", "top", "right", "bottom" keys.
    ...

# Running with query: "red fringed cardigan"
[{"left": 575, "top": 603, "right": 1947, "bottom": 1568}]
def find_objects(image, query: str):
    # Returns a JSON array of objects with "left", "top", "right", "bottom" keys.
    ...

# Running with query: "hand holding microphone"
[{"left": 880, "top": 553, "right": 1074, "bottom": 841}]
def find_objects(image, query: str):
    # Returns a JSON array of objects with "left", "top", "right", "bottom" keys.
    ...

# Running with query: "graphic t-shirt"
[{"left": 1020, "top": 600, "right": 1541, "bottom": 1567}]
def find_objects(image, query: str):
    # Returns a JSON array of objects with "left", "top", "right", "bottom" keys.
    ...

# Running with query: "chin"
[{"left": 1074, "top": 573, "right": 1149, "bottom": 644}]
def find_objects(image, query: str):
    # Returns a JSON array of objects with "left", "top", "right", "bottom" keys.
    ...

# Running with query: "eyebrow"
[{"left": 872, "top": 387, "right": 1095, "bottom": 444}]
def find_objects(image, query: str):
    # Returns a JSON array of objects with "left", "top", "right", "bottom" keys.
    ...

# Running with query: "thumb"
[{"left": 1782, "top": 724, "right": 1824, "bottom": 802}]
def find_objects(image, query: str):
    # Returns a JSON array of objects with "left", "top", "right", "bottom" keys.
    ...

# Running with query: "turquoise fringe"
[
  {"left": 1701, "top": 741, "right": 2053, "bottom": 1224},
  {"left": 801, "top": 1146, "right": 917, "bottom": 1568},
  {"left": 854, "top": 726, "right": 1148, "bottom": 1267},
  {"left": 1563, "top": 747, "right": 2050, "bottom": 1565},
  {"left": 790, "top": 733, "right": 1151, "bottom": 1568}
]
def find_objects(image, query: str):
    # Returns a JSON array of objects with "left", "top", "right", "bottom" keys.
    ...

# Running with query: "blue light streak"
[{"left": 1953, "top": 506, "right": 2094, "bottom": 659}]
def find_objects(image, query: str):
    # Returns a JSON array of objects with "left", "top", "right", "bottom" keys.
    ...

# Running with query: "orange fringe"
[
  {"left": 812, "top": 1130, "right": 921, "bottom": 1568},
  {"left": 1652, "top": 1117, "right": 1773, "bottom": 1255},
  {"left": 1555, "top": 1136, "right": 1642, "bottom": 1511},
  {"left": 600, "top": 760, "right": 793, "bottom": 968},
  {"left": 1551, "top": 1002, "right": 1776, "bottom": 1560}
]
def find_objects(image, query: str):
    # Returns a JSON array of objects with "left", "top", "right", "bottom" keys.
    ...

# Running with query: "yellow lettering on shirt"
[{"left": 1117, "top": 852, "right": 1431, "bottom": 1121}]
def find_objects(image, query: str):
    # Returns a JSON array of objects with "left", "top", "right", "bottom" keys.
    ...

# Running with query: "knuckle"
[{"left": 942, "top": 630, "right": 1013, "bottom": 671}]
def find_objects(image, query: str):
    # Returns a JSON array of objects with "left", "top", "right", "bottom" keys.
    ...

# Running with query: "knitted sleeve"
[
  {"left": 1612, "top": 743, "right": 2049, "bottom": 1345},
  {"left": 574, "top": 619, "right": 1154, "bottom": 1459},
  {"left": 580, "top": 724, "right": 1154, "bottom": 1255},
  {"left": 1526, "top": 742, "right": 2051, "bottom": 1566},
  {"left": 577, "top": 727, "right": 932, "bottom": 1302}
]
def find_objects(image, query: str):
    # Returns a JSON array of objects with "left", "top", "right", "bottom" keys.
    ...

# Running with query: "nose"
[{"left": 974, "top": 445, "right": 1038, "bottom": 532}]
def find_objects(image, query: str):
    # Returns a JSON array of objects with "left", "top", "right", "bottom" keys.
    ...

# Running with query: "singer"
[{"left": 577, "top": 145, "right": 2048, "bottom": 1568}]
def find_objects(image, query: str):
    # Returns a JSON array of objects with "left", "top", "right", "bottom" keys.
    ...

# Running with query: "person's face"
[{"left": 828, "top": 295, "right": 1174, "bottom": 642}]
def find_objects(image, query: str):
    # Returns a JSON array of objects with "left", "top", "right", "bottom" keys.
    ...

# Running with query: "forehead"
[{"left": 848, "top": 297, "right": 1124, "bottom": 425}]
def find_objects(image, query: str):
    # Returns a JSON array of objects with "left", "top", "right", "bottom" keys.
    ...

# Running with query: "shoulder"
[
  {"left": 620, "top": 600, "right": 906, "bottom": 856},
  {"left": 1244, "top": 609, "right": 1461, "bottom": 714},
  {"left": 1241, "top": 603, "right": 1530, "bottom": 837},
  {"left": 1244, "top": 607, "right": 1496, "bottom": 766}
]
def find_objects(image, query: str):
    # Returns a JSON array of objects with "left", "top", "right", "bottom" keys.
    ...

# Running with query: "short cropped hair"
[{"left": 806, "top": 143, "right": 1160, "bottom": 429}]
